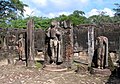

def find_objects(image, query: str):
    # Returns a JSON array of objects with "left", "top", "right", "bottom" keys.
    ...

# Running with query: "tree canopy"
[
  {"left": 113, "top": 3, "right": 120, "bottom": 23},
  {"left": 113, "top": 3, "right": 120, "bottom": 16},
  {"left": 0, "top": 0, "right": 28, "bottom": 23}
]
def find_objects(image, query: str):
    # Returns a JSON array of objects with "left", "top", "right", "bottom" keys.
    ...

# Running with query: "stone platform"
[
  {"left": 93, "top": 68, "right": 111, "bottom": 76},
  {"left": 43, "top": 64, "right": 67, "bottom": 72}
]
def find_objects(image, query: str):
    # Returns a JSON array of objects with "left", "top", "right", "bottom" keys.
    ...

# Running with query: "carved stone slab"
[{"left": 43, "top": 64, "right": 67, "bottom": 72}]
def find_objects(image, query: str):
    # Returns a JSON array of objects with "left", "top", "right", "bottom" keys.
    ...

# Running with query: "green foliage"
[
  {"left": 1, "top": 0, "right": 119, "bottom": 29},
  {"left": 0, "top": 22, "right": 7, "bottom": 28},
  {"left": 0, "top": 0, "right": 28, "bottom": 20},
  {"left": 87, "top": 14, "right": 113, "bottom": 25},
  {"left": 53, "top": 10, "right": 87, "bottom": 26},
  {"left": 0, "top": 0, "right": 28, "bottom": 28},
  {"left": 68, "top": 10, "right": 87, "bottom": 25},
  {"left": 113, "top": 3, "right": 120, "bottom": 17},
  {"left": 6, "top": 16, "right": 51, "bottom": 30},
  {"left": 113, "top": 3, "right": 120, "bottom": 23},
  {"left": 0, "top": 8, "right": 118, "bottom": 29},
  {"left": 69, "top": 14, "right": 86, "bottom": 26},
  {"left": 26, "top": 16, "right": 51, "bottom": 30},
  {"left": 55, "top": 14, "right": 69, "bottom": 21},
  {"left": 10, "top": 19, "right": 27, "bottom": 28},
  {"left": 35, "top": 61, "right": 42, "bottom": 69}
]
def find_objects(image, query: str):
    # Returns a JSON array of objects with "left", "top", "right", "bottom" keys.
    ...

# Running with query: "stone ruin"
[
  {"left": 0, "top": 20, "right": 74, "bottom": 71},
  {"left": 0, "top": 20, "right": 120, "bottom": 75},
  {"left": 73, "top": 23, "right": 120, "bottom": 75}
]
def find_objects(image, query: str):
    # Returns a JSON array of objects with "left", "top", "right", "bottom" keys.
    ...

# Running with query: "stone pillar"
[
  {"left": 119, "top": 36, "right": 120, "bottom": 62},
  {"left": 6, "top": 32, "right": 16, "bottom": 65},
  {"left": 62, "top": 20, "right": 73, "bottom": 68},
  {"left": 3, "top": 36, "right": 7, "bottom": 50},
  {"left": 88, "top": 26, "right": 94, "bottom": 67},
  {"left": 105, "top": 37, "right": 108, "bottom": 67},
  {"left": 26, "top": 19, "right": 35, "bottom": 67}
]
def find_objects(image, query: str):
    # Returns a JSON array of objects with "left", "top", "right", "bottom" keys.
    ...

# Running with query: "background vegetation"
[{"left": 0, "top": 0, "right": 120, "bottom": 30}]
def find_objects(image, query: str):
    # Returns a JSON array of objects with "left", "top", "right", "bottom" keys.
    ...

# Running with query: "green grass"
[{"left": 35, "top": 61, "right": 43, "bottom": 69}]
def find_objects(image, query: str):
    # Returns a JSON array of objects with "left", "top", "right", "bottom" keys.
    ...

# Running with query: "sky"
[{"left": 20, "top": 0, "right": 120, "bottom": 18}]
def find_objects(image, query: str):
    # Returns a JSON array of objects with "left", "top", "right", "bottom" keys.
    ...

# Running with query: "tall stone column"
[
  {"left": 26, "top": 19, "right": 35, "bottom": 67},
  {"left": 62, "top": 20, "right": 73, "bottom": 68},
  {"left": 88, "top": 26, "right": 94, "bottom": 68}
]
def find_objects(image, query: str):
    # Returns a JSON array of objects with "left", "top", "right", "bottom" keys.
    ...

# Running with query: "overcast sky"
[{"left": 20, "top": 0, "right": 119, "bottom": 18}]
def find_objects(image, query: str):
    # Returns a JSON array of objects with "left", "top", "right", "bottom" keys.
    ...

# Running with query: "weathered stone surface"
[
  {"left": 93, "top": 68, "right": 111, "bottom": 76},
  {"left": 26, "top": 19, "right": 35, "bottom": 67}
]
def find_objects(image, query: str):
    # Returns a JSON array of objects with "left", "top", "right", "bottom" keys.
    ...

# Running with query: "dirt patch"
[
  {"left": 0, "top": 56, "right": 119, "bottom": 84},
  {"left": 0, "top": 63, "right": 111, "bottom": 84}
]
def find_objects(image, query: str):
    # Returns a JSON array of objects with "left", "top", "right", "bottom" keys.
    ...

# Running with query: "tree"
[
  {"left": 53, "top": 10, "right": 87, "bottom": 26},
  {"left": 88, "top": 15, "right": 112, "bottom": 25},
  {"left": 0, "top": 0, "right": 28, "bottom": 26},
  {"left": 113, "top": 3, "right": 120, "bottom": 16},
  {"left": 26, "top": 16, "right": 51, "bottom": 30},
  {"left": 68, "top": 10, "right": 86, "bottom": 25},
  {"left": 73, "top": 10, "right": 85, "bottom": 16},
  {"left": 113, "top": 3, "right": 120, "bottom": 23},
  {"left": 57, "top": 14, "right": 69, "bottom": 21},
  {"left": 8, "top": 16, "right": 51, "bottom": 30},
  {"left": 10, "top": 18, "right": 27, "bottom": 29},
  {"left": 87, "top": 11, "right": 113, "bottom": 25}
]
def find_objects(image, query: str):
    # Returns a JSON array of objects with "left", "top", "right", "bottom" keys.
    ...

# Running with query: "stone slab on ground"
[
  {"left": 93, "top": 68, "right": 111, "bottom": 76},
  {"left": 43, "top": 64, "right": 67, "bottom": 72}
]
